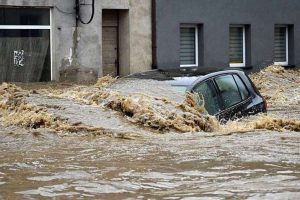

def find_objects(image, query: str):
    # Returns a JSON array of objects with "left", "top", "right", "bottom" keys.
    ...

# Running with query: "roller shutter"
[
  {"left": 274, "top": 26, "right": 287, "bottom": 63},
  {"left": 229, "top": 26, "right": 244, "bottom": 64},
  {"left": 180, "top": 27, "right": 197, "bottom": 66}
]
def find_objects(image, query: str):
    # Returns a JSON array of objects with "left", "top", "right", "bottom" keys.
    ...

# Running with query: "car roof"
[
  {"left": 164, "top": 76, "right": 202, "bottom": 87},
  {"left": 186, "top": 70, "right": 246, "bottom": 91},
  {"left": 163, "top": 70, "right": 246, "bottom": 91}
]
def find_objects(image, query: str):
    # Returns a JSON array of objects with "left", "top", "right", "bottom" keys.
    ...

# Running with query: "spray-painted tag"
[{"left": 14, "top": 50, "right": 25, "bottom": 67}]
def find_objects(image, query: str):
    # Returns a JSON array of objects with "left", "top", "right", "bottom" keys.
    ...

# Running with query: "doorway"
[{"left": 102, "top": 10, "right": 119, "bottom": 77}]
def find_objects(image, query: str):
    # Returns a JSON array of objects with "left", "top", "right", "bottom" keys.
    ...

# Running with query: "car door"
[{"left": 214, "top": 74, "right": 252, "bottom": 120}]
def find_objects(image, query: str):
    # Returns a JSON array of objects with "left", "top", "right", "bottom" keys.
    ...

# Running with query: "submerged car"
[{"left": 166, "top": 70, "right": 267, "bottom": 121}]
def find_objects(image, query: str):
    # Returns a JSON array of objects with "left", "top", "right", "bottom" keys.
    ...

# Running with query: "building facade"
[
  {"left": 0, "top": 0, "right": 152, "bottom": 82},
  {"left": 1, "top": 0, "right": 300, "bottom": 83},
  {"left": 153, "top": 0, "right": 300, "bottom": 72}
]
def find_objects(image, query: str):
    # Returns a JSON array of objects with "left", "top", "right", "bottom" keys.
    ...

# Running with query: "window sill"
[
  {"left": 274, "top": 62, "right": 288, "bottom": 66},
  {"left": 229, "top": 63, "right": 246, "bottom": 68},
  {"left": 180, "top": 65, "right": 198, "bottom": 68}
]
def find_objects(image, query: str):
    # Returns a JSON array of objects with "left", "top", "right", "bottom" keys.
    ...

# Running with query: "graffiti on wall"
[{"left": 14, "top": 50, "right": 25, "bottom": 67}]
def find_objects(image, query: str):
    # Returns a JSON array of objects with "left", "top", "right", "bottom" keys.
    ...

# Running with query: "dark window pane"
[
  {"left": 0, "top": 30, "right": 50, "bottom": 82},
  {"left": 0, "top": 8, "right": 50, "bottom": 25},
  {"left": 215, "top": 75, "right": 242, "bottom": 109},
  {"left": 229, "top": 26, "right": 244, "bottom": 63},
  {"left": 233, "top": 74, "right": 249, "bottom": 100},
  {"left": 194, "top": 80, "right": 221, "bottom": 115}
]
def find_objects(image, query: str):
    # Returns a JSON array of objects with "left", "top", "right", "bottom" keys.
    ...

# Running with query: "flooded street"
[
  {"left": 0, "top": 128, "right": 300, "bottom": 199},
  {"left": 0, "top": 66, "right": 299, "bottom": 199}
]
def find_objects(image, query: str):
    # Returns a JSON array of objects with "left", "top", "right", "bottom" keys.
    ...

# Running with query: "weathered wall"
[
  {"left": 51, "top": 0, "right": 76, "bottom": 81},
  {"left": 0, "top": 0, "right": 152, "bottom": 81},
  {"left": 155, "top": 0, "right": 300, "bottom": 71},
  {"left": 129, "top": 0, "right": 152, "bottom": 74}
]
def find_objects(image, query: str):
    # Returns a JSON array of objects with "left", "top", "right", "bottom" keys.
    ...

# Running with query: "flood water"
[
  {"left": 0, "top": 129, "right": 299, "bottom": 199},
  {"left": 1, "top": 69, "right": 300, "bottom": 199}
]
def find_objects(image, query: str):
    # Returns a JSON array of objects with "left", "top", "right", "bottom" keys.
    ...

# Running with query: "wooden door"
[{"left": 102, "top": 10, "right": 119, "bottom": 77}]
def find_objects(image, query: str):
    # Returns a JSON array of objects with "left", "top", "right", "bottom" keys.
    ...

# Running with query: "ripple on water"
[
  {"left": 27, "top": 171, "right": 93, "bottom": 181},
  {"left": 16, "top": 183, "right": 79, "bottom": 198},
  {"left": 73, "top": 182, "right": 126, "bottom": 194},
  {"left": 246, "top": 192, "right": 300, "bottom": 200},
  {"left": 181, "top": 197, "right": 221, "bottom": 200}
]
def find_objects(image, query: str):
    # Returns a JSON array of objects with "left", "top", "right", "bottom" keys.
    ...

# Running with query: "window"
[
  {"left": 229, "top": 25, "right": 245, "bottom": 67},
  {"left": 0, "top": 8, "right": 50, "bottom": 25},
  {"left": 0, "top": 8, "right": 51, "bottom": 83},
  {"left": 233, "top": 74, "right": 249, "bottom": 100},
  {"left": 194, "top": 80, "right": 221, "bottom": 115},
  {"left": 274, "top": 25, "right": 288, "bottom": 65},
  {"left": 215, "top": 75, "right": 242, "bottom": 109},
  {"left": 180, "top": 25, "right": 198, "bottom": 67}
]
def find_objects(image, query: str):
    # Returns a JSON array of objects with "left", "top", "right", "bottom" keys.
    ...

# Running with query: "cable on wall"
[{"left": 75, "top": 0, "right": 95, "bottom": 25}]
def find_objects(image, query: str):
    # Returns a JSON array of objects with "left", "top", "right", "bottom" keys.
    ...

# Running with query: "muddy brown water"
[
  {"left": 0, "top": 129, "right": 300, "bottom": 199},
  {"left": 1, "top": 78, "right": 300, "bottom": 199}
]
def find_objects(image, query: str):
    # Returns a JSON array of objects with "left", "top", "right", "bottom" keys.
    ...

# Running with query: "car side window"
[
  {"left": 215, "top": 75, "right": 242, "bottom": 109},
  {"left": 233, "top": 74, "right": 249, "bottom": 100},
  {"left": 193, "top": 80, "right": 221, "bottom": 115}
]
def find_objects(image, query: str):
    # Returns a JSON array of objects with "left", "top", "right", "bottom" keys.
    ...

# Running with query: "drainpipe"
[
  {"left": 151, "top": 0, "right": 157, "bottom": 69},
  {"left": 75, "top": 0, "right": 79, "bottom": 27}
]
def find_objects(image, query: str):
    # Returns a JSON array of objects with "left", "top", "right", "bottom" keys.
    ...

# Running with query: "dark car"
[{"left": 167, "top": 70, "right": 267, "bottom": 121}]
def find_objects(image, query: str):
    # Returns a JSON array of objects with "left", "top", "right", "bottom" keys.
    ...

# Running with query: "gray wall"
[
  {"left": 0, "top": 0, "right": 152, "bottom": 81},
  {"left": 155, "top": 0, "right": 300, "bottom": 71}
]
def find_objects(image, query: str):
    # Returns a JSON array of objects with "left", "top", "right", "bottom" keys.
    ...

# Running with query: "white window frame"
[
  {"left": 180, "top": 24, "right": 199, "bottom": 67},
  {"left": 229, "top": 25, "right": 246, "bottom": 68},
  {"left": 274, "top": 25, "right": 288, "bottom": 66},
  {"left": 0, "top": 9, "right": 53, "bottom": 80}
]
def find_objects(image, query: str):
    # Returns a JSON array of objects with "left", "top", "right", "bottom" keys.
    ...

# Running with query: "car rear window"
[
  {"left": 215, "top": 75, "right": 242, "bottom": 109},
  {"left": 233, "top": 74, "right": 249, "bottom": 100}
]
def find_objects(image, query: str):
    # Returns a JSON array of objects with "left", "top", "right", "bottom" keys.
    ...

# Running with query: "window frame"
[
  {"left": 274, "top": 25, "right": 288, "bottom": 66},
  {"left": 233, "top": 74, "right": 250, "bottom": 101},
  {"left": 214, "top": 74, "right": 243, "bottom": 109},
  {"left": 229, "top": 25, "right": 246, "bottom": 68},
  {"left": 180, "top": 24, "right": 199, "bottom": 67},
  {"left": 0, "top": 8, "right": 53, "bottom": 80}
]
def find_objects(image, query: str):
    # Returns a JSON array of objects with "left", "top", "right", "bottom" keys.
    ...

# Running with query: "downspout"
[
  {"left": 151, "top": 0, "right": 157, "bottom": 69},
  {"left": 73, "top": 0, "right": 80, "bottom": 58}
]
